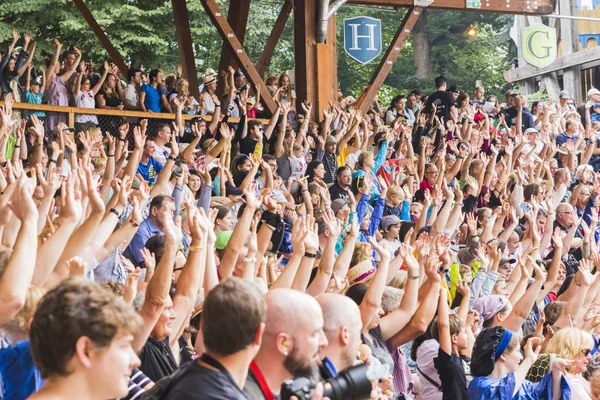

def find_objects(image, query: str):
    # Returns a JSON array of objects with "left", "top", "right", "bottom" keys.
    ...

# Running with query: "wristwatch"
[{"left": 304, "top": 252, "right": 317, "bottom": 258}]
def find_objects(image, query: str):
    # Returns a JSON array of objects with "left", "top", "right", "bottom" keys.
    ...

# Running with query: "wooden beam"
[
  {"left": 357, "top": 7, "right": 422, "bottom": 114},
  {"left": 346, "top": 0, "right": 553, "bottom": 15},
  {"left": 559, "top": 0, "right": 581, "bottom": 102},
  {"left": 256, "top": 0, "right": 294, "bottom": 77},
  {"left": 293, "top": 0, "right": 317, "bottom": 119},
  {"left": 504, "top": 45, "right": 600, "bottom": 82},
  {"left": 217, "top": 0, "right": 251, "bottom": 97},
  {"left": 172, "top": 0, "right": 200, "bottom": 99},
  {"left": 72, "top": 0, "right": 129, "bottom": 77},
  {"left": 200, "top": 0, "right": 277, "bottom": 113}
]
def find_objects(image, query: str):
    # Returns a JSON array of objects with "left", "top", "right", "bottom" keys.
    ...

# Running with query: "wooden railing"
[{"left": 0, "top": 101, "right": 271, "bottom": 126}]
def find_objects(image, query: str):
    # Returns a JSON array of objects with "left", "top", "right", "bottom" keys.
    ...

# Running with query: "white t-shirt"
[
  {"left": 124, "top": 84, "right": 139, "bottom": 107},
  {"left": 153, "top": 143, "right": 171, "bottom": 166},
  {"left": 74, "top": 90, "right": 98, "bottom": 124},
  {"left": 290, "top": 155, "right": 307, "bottom": 179},
  {"left": 201, "top": 91, "right": 215, "bottom": 116},
  {"left": 374, "top": 238, "right": 401, "bottom": 262}
]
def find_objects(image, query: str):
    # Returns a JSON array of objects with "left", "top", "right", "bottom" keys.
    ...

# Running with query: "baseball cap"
[
  {"left": 215, "top": 231, "right": 233, "bottom": 250},
  {"left": 499, "top": 257, "right": 517, "bottom": 266},
  {"left": 559, "top": 90, "right": 570, "bottom": 99},
  {"left": 381, "top": 215, "right": 402, "bottom": 230},
  {"left": 331, "top": 198, "right": 350, "bottom": 215},
  {"left": 588, "top": 88, "right": 600, "bottom": 96},
  {"left": 594, "top": 102, "right": 600, "bottom": 109}
]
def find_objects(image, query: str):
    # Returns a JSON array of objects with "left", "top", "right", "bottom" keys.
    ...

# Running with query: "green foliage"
[
  {"left": 0, "top": 0, "right": 513, "bottom": 99},
  {"left": 335, "top": 6, "right": 515, "bottom": 100}
]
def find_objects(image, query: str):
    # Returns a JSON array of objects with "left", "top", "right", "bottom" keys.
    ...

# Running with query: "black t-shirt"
[
  {"left": 165, "top": 359, "right": 251, "bottom": 400},
  {"left": 139, "top": 337, "right": 178, "bottom": 382},
  {"left": 329, "top": 182, "right": 350, "bottom": 202},
  {"left": 424, "top": 91, "right": 455, "bottom": 122},
  {"left": 433, "top": 348, "right": 468, "bottom": 400}
]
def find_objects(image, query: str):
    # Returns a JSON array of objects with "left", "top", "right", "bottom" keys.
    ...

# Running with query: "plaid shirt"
[{"left": 322, "top": 151, "right": 338, "bottom": 184}]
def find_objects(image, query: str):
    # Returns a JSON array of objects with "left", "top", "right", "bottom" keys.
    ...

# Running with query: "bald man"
[
  {"left": 245, "top": 288, "right": 328, "bottom": 400},
  {"left": 316, "top": 293, "right": 363, "bottom": 377}
]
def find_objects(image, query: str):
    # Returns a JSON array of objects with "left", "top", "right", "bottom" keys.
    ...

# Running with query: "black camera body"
[{"left": 280, "top": 363, "right": 373, "bottom": 400}]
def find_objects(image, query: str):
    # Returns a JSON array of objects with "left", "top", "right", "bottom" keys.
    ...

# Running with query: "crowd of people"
[{"left": 2, "top": 29, "right": 600, "bottom": 400}]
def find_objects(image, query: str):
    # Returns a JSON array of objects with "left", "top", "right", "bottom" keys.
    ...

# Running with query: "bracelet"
[
  {"left": 49, "top": 159, "right": 57, "bottom": 164},
  {"left": 108, "top": 154, "right": 115, "bottom": 157},
  {"left": 243, "top": 257, "right": 257, "bottom": 262},
  {"left": 130, "top": 220, "right": 140, "bottom": 227},
  {"left": 189, "top": 245, "right": 204, "bottom": 252},
  {"left": 302, "top": 189, "right": 308, "bottom": 193},
  {"left": 108, "top": 208, "right": 121, "bottom": 218},
  {"left": 408, "top": 274, "right": 420, "bottom": 280},
  {"left": 117, "top": 137, "right": 126, "bottom": 142},
  {"left": 168, "top": 155, "right": 177, "bottom": 161},
  {"left": 14, "top": 145, "right": 20, "bottom": 148},
  {"left": 304, "top": 252, "right": 317, "bottom": 258}
]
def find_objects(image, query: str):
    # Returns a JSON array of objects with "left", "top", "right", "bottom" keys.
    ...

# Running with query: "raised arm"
[
  {"left": 218, "top": 188, "right": 262, "bottom": 279},
  {"left": 133, "top": 214, "right": 180, "bottom": 352},
  {"left": 358, "top": 238, "right": 390, "bottom": 332},
  {"left": 169, "top": 206, "right": 208, "bottom": 347},
  {"left": 60, "top": 46, "right": 82, "bottom": 83},
  {"left": 91, "top": 61, "right": 109, "bottom": 96},
  {"left": 0, "top": 176, "right": 39, "bottom": 325},
  {"left": 380, "top": 243, "right": 421, "bottom": 340}
]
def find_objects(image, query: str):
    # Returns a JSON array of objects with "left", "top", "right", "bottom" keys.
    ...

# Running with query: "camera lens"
[{"left": 323, "top": 364, "right": 372, "bottom": 400}]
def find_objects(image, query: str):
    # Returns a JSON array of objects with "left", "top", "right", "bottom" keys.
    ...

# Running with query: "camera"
[{"left": 280, "top": 363, "right": 375, "bottom": 400}]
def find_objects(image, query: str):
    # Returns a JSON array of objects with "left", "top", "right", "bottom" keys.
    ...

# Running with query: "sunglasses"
[{"left": 582, "top": 349, "right": 592, "bottom": 357}]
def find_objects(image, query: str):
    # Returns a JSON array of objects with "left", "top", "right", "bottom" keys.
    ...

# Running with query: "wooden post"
[
  {"left": 294, "top": 0, "right": 317, "bottom": 119},
  {"left": 72, "top": 0, "right": 129, "bottom": 77},
  {"left": 559, "top": 0, "right": 582, "bottom": 102},
  {"left": 172, "top": 0, "right": 200, "bottom": 99},
  {"left": 200, "top": 0, "right": 277, "bottom": 113},
  {"left": 216, "top": 0, "right": 251, "bottom": 97},
  {"left": 356, "top": 7, "right": 422, "bottom": 114},
  {"left": 256, "top": 0, "right": 294, "bottom": 77}
]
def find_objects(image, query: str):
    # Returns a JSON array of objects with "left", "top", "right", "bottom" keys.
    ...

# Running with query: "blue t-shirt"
[
  {"left": 137, "top": 157, "right": 163, "bottom": 185},
  {"left": 0, "top": 340, "right": 43, "bottom": 399},
  {"left": 555, "top": 132, "right": 577, "bottom": 147},
  {"left": 24, "top": 91, "right": 45, "bottom": 117},
  {"left": 140, "top": 84, "right": 165, "bottom": 113}
]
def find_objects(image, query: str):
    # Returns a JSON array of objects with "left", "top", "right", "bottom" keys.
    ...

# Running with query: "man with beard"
[
  {"left": 244, "top": 288, "right": 328, "bottom": 400},
  {"left": 329, "top": 166, "right": 352, "bottom": 202}
]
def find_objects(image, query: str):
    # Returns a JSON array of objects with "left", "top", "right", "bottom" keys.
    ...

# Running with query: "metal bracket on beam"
[{"left": 414, "top": 0, "right": 434, "bottom": 7}]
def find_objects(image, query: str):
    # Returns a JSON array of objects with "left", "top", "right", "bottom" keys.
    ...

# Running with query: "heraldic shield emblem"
[
  {"left": 343, "top": 16, "right": 383, "bottom": 65},
  {"left": 521, "top": 23, "right": 557, "bottom": 69}
]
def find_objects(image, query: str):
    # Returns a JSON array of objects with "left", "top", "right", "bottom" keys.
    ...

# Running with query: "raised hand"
[
  {"left": 291, "top": 216, "right": 309, "bottom": 255},
  {"left": 8, "top": 174, "right": 38, "bottom": 222},
  {"left": 304, "top": 215, "right": 319, "bottom": 253},
  {"left": 66, "top": 256, "right": 87, "bottom": 277}
]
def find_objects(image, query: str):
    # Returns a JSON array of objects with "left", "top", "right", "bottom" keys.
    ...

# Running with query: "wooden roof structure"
[{"left": 73, "top": 0, "right": 554, "bottom": 118}]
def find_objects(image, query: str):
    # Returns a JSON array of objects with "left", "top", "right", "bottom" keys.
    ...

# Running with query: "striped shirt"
[{"left": 118, "top": 368, "right": 153, "bottom": 400}]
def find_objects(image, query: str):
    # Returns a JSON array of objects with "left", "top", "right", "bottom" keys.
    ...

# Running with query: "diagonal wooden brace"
[
  {"left": 199, "top": 0, "right": 277, "bottom": 114},
  {"left": 357, "top": 7, "right": 422, "bottom": 114},
  {"left": 72, "top": 0, "right": 129, "bottom": 77}
]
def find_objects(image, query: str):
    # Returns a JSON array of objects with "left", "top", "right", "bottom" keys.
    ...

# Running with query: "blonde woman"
[
  {"left": 169, "top": 78, "right": 200, "bottom": 114},
  {"left": 545, "top": 328, "right": 595, "bottom": 399}
]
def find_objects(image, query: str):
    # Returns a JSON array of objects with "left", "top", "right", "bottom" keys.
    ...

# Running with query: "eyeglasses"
[
  {"left": 581, "top": 349, "right": 592, "bottom": 357},
  {"left": 426, "top": 170, "right": 439, "bottom": 175}
]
